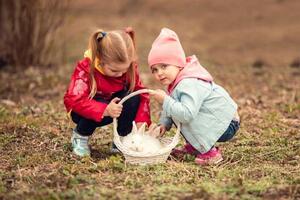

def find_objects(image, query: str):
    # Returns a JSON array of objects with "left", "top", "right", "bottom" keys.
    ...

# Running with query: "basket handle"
[
  {"left": 113, "top": 89, "right": 155, "bottom": 138},
  {"left": 112, "top": 89, "right": 181, "bottom": 152}
]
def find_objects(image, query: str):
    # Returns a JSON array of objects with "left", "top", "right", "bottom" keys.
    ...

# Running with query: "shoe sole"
[
  {"left": 73, "top": 149, "right": 90, "bottom": 157},
  {"left": 195, "top": 155, "right": 223, "bottom": 165}
]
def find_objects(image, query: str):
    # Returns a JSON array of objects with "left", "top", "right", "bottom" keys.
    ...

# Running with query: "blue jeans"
[
  {"left": 71, "top": 89, "right": 140, "bottom": 137},
  {"left": 217, "top": 120, "right": 240, "bottom": 142}
]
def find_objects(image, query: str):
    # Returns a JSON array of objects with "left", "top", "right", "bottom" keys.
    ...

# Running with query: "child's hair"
[{"left": 88, "top": 28, "right": 137, "bottom": 98}]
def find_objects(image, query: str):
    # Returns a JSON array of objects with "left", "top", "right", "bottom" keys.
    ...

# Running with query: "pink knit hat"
[{"left": 148, "top": 28, "right": 186, "bottom": 67}]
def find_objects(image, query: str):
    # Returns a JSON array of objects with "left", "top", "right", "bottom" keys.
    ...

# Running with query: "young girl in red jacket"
[{"left": 64, "top": 28, "right": 151, "bottom": 157}]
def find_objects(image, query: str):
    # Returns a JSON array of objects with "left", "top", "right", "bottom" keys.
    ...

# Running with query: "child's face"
[
  {"left": 102, "top": 61, "right": 131, "bottom": 77},
  {"left": 151, "top": 64, "right": 181, "bottom": 86}
]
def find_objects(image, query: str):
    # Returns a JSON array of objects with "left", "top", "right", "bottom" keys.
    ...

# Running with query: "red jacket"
[{"left": 64, "top": 58, "right": 151, "bottom": 125}]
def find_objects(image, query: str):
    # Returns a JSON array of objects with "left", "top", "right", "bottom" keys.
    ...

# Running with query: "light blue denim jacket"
[{"left": 160, "top": 78, "right": 237, "bottom": 153}]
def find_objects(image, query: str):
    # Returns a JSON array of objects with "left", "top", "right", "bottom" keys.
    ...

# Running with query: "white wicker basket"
[{"left": 113, "top": 89, "right": 181, "bottom": 165}]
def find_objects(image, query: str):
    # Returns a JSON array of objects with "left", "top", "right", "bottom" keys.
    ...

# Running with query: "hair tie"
[{"left": 96, "top": 31, "right": 107, "bottom": 41}]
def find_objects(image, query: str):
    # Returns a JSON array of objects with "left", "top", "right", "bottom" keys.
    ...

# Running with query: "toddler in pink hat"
[{"left": 148, "top": 28, "right": 240, "bottom": 165}]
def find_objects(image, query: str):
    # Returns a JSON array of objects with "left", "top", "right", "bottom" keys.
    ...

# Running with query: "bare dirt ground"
[{"left": 0, "top": 0, "right": 299, "bottom": 199}]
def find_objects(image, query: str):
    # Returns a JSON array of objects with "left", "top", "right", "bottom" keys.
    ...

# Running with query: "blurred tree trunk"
[{"left": 0, "top": 0, "right": 68, "bottom": 69}]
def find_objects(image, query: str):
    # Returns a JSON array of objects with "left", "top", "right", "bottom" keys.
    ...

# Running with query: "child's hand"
[
  {"left": 147, "top": 123, "right": 160, "bottom": 137},
  {"left": 146, "top": 123, "right": 167, "bottom": 138},
  {"left": 104, "top": 97, "right": 123, "bottom": 118},
  {"left": 159, "top": 125, "right": 167, "bottom": 137},
  {"left": 150, "top": 89, "right": 167, "bottom": 104}
]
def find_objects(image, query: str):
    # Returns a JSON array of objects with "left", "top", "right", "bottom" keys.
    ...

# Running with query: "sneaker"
[
  {"left": 71, "top": 129, "right": 90, "bottom": 157},
  {"left": 195, "top": 147, "right": 223, "bottom": 165},
  {"left": 171, "top": 143, "right": 199, "bottom": 158},
  {"left": 110, "top": 142, "right": 120, "bottom": 154}
]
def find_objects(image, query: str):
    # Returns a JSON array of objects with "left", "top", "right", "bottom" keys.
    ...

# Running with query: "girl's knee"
[
  {"left": 218, "top": 121, "right": 239, "bottom": 142},
  {"left": 71, "top": 111, "right": 81, "bottom": 124}
]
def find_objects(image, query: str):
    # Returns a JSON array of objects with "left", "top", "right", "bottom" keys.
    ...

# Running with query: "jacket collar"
[
  {"left": 84, "top": 49, "right": 105, "bottom": 75},
  {"left": 167, "top": 55, "right": 213, "bottom": 94}
]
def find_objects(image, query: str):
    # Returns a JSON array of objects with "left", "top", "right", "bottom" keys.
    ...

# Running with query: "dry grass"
[{"left": 0, "top": 61, "right": 299, "bottom": 199}]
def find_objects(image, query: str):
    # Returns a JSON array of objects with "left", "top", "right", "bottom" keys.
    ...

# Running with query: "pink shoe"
[
  {"left": 171, "top": 143, "right": 199, "bottom": 158},
  {"left": 195, "top": 147, "right": 223, "bottom": 165}
]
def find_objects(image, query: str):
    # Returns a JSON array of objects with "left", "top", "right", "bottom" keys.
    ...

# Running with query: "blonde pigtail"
[
  {"left": 127, "top": 62, "right": 136, "bottom": 92},
  {"left": 125, "top": 27, "right": 137, "bottom": 92},
  {"left": 88, "top": 30, "right": 105, "bottom": 99}
]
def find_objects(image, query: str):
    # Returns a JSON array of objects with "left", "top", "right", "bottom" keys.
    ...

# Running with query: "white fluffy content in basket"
[
  {"left": 122, "top": 122, "right": 163, "bottom": 154},
  {"left": 112, "top": 89, "right": 181, "bottom": 165}
]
